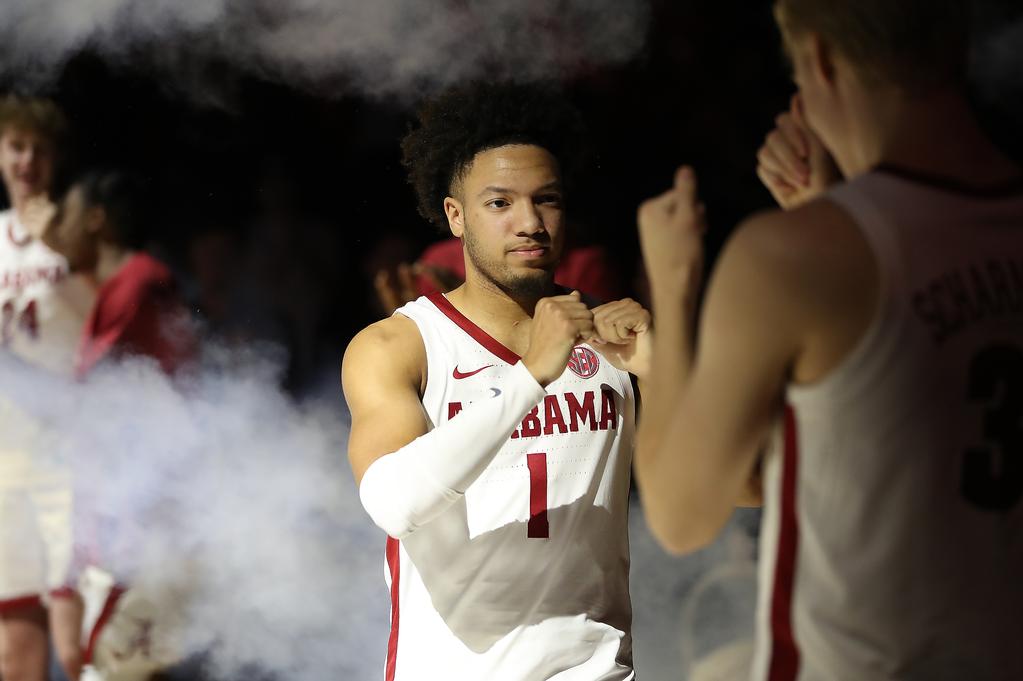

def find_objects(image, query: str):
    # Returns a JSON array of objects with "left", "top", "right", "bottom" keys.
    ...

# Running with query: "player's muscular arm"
[
  {"left": 344, "top": 315, "right": 553, "bottom": 539},
  {"left": 343, "top": 316, "right": 432, "bottom": 486},
  {"left": 637, "top": 169, "right": 805, "bottom": 553}
]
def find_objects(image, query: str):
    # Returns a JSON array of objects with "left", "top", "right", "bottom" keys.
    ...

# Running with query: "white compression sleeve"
[{"left": 358, "top": 360, "right": 546, "bottom": 539}]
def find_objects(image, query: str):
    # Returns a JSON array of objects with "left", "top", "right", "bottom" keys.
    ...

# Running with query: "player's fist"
[
  {"left": 637, "top": 165, "right": 707, "bottom": 296},
  {"left": 523, "top": 290, "right": 594, "bottom": 386},
  {"left": 756, "top": 94, "right": 841, "bottom": 210},
  {"left": 589, "top": 298, "right": 653, "bottom": 379}
]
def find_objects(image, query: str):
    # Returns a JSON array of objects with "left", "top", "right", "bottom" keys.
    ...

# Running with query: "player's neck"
[
  {"left": 8, "top": 194, "right": 38, "bottom": 229},
  {"left": 846, "top": 87, "right": 1019, "bottom": 185},
  {"left": 95, "top": 243, "right": 135, "bottom": 285}
]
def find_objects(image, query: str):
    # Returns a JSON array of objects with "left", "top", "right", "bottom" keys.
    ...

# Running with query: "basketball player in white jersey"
[
  {"left": 635, "top": 1, "right": 1023, "bottom": 679},
  {"left": 343, "top": 83, "right": 649, "bottom": 680},
  {"left": 0, "top": 96, "right": 94, "bottom": 681}
]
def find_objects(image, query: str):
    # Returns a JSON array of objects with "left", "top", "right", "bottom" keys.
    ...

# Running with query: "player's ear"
[
  {"left": 807, "top": 31, "right": 837, "bottom": 88},
  {"left": 86, "top": 205, "right": 106, "bottom": 235},
  {"left": 444, "top": 196, "right": 465, "bottom": 238}
]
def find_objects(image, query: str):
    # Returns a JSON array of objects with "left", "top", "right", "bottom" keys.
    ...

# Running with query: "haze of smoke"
[
  {"left": 1, "top": 350, "right": 387, "bottom": 680},
  {"left": 0, "top": 0, "right": 650, "bottom": 100},
  {"left": 2, "top": 347, "right": 759, "bottom": 680}
]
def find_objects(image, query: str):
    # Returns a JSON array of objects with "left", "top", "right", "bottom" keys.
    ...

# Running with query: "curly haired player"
[{"left": 343, "top": 82, "right": 649, "bottom": 681}]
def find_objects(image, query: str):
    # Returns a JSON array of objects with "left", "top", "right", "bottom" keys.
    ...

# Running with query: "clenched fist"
[
  {"left": 756, "top": 94, "right": 841, "bottom": 210},
  {"left": 589, "top": 298, "right": 653, "bottom": 380},
  {"left": 637, "top": 165, "right": 707, "bottom": 298},
  {"left": 522, "top": 291, "right": 595, "bottom": 386}
]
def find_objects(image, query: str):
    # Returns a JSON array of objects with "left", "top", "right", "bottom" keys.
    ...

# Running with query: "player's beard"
[{"left": 462, "top": 221, "right": 556, "bottom": 300}]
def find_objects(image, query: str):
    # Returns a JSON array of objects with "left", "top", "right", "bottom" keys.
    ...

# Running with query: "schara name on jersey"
[{"left": 448, "top": 388, "right": 618, "bottom": 439}]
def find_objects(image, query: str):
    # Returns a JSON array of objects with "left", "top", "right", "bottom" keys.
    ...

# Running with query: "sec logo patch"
[{"left": 567, "top": 346, "right": 599, "bottom": 378}]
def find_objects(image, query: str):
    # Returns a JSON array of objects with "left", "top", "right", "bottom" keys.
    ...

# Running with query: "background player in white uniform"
[
  {"left": 634, "top": 1, "right": 1023, "bottom": 679},
  {"left": 0, "top": 95, "right": 94, "bottom": 681},
  {"left": 343, "top": 83, "right": 651, "bottom": 680}
]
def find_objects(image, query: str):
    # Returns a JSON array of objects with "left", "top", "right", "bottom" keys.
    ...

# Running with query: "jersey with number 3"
[
  {"left": 754, "top": 169, "right": 1023, "bottom": 681},
  {"left": 0, "top": 209, "right": 88, "bottom": 374},
  {"left": 385, "top": 293, "right": 635, "bottom": 681}
]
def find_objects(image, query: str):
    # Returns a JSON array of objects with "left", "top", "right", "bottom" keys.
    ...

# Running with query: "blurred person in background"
[
  {"left": 373, "top": 230, "right": 625, "bottom": 317},
  {"left": 636, "top": 1, "right": 1023, "bottom": 679},
  {"left": 35, "top": 168, "right": 197, "bottom": 681},
  {"left": 0, "top": 95, "right": 94, "bottom": 681}
]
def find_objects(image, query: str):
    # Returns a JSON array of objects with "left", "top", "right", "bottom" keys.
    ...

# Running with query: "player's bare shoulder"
[
  {"left": 728, "top": 198, "right": 879, "bottom": 383},
  {"left": 342, "top": 314, "right": 427, "bottom": 399},
  {"left": 726, "top": 199, "right": 873, "bottom": 297}
]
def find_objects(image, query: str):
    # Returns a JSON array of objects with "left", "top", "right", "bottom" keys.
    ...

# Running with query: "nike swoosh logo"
[{"left": 453, "top": 364, "right": 494, "bottom": 379}]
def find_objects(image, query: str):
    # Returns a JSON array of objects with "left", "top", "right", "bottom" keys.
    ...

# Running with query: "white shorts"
[
  {"left": 0, "top": 400, "right": 73, "bottom": 611},
  {"left": 80, "top": 567, "right": 186, "bottom": 681}
]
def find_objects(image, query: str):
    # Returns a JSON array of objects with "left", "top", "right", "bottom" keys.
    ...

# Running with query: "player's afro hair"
[{"left": 401, "top": 82, "right": 586, "bottom": 230}]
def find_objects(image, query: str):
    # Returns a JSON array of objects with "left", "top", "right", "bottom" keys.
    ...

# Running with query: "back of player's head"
[
  {"left": 774, "top": 0, "right": 969, "bottom": 93},
  {"left": 0, "top": 94, "right": 69, "bottom": 144},
  {"left": 401, "top": 81, "right": 585, "bottom": 230},
  {"left": 75, "top": 169, "right": 152, "bottom": 250}
]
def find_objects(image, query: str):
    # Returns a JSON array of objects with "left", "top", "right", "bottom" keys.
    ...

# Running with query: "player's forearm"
[
  {"left": 639, "top": 404, "right": 747, "bottom": 554},
  {"left": 636, "top": 266, "right": 700, "bottom": 463},
  {"left": 359, "top": 361, "right": 546, "bottom": 538},
  {"left": 636, "top": 269, "right": 738, "bottom": 553}
]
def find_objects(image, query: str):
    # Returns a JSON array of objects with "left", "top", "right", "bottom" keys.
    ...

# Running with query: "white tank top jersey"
[
  {"left": 0, "top": 209, "right": 90, "bottom": 375},
  {"left": 384, "top": 293, "right": 636, "bottom": 681},
  {"left": 753, "top": 168, "right": 1023, "bottom": 681}
]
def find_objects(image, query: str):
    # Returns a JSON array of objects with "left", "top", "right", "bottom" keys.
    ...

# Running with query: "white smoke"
[
  {"left": 0, "top": 0, "right": 651, "bottom": 99},
  {"left": 1, "top": 346, "right": 762, "bottom": 681},
  {"left": 0, "top": 349, "right": 387, "bottom": 680}
]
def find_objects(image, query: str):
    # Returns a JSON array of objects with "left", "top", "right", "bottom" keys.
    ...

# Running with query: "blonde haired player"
[
  {"left": 636, "top": 1, "right": 1023, "bottom": 679},
  {"left": 0, "top": 95, "right": 94, "bottom": 681}
]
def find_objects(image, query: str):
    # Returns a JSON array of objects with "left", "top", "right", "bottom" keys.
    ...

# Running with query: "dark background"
[{"left": 3, "top": 0, "right": 1020, "bottom": 394}]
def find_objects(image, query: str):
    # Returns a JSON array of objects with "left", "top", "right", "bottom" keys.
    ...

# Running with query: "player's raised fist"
[
  {"left": 756, "top": 94, "right": 841, "bottom": 210},
  {"left": 589, "top": 298, "right": 653, "bottom": 379},
  {"left": 637, "top": 165, "right": 707, "bottom": 295},
  {"left": 523, "top": 290, "right": 594, "bottom": 386}
]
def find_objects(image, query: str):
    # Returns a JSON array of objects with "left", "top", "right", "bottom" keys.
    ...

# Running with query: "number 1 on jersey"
[{"left": 527, "top": 453, "right": 549, "bottom": 538}]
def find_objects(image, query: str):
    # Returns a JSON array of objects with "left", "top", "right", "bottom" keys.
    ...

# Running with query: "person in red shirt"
[
  {"left": 35, "top": 169, "right": 196, "bottom": 679},
  {"left": 374, "top": 236, "right": 625, "bottom": 316},
  {"left": 41, "top": 169, "right": 195, "bottom": 379}
]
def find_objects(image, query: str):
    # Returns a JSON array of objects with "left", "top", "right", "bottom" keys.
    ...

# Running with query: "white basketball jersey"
[
  {"left": 753, "top": 169, "right": 1023, "bottom": 681},
  {"left": 385, "top": 293, "right": 635, "bottom": 681},
  {"left": 0, "top": 209, "right": 91, "bottom": 375}
]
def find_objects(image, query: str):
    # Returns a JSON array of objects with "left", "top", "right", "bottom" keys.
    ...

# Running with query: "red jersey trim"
[
  {"left": 767, "top": 405, "right": 801, "bottom": 681},
  {"left": 50, "top": 586, "right": 78, "bottom": 600},
  {"left": 426, "top": 293, "right": 520, "bottom": 365},
  {"left": 84, "top": 585, "right": 127, "bottom": 665},
  {"left": 385, "top": 537, "right": 401, "bottom": 681},
  {"left": 0, "top": 593, "right": 43, "bottom": 613},
  {"left": 6, "top": 219, "right": 30, "bottom": 248}
]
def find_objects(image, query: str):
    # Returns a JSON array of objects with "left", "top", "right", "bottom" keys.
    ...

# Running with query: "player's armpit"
[{"left": 735, "top": 453, "right": 764, "bottom": 508}]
